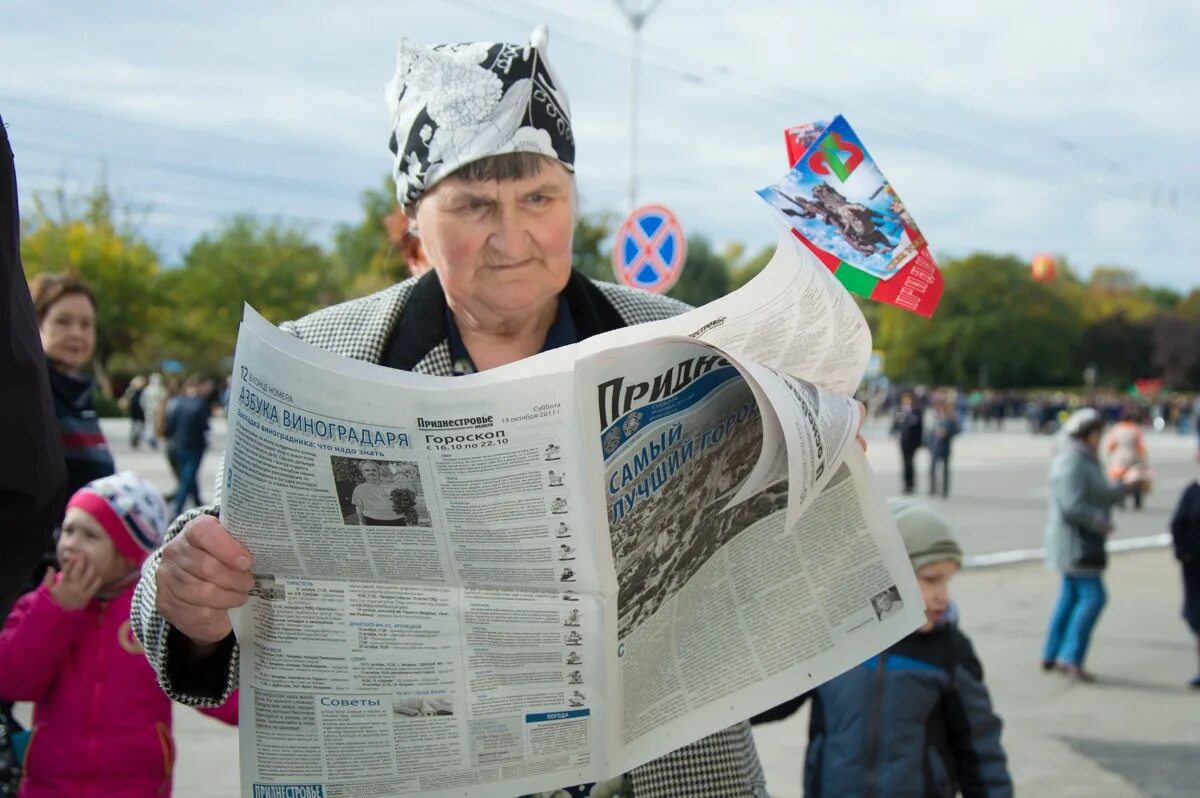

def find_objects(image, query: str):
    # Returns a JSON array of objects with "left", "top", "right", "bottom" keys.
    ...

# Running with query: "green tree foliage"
[
  {"left": 332, "top": 179, "right": 409, "bottom": 297},
  {"left": 874, "top": 253, "right": 1084, "bottom": 387},
  {"left": 726, "top": 242, "right": 775, "bottom": 291},
  {"left": 1175, "top": 288, "right": 1200, "bottom": 320},
  {"left": 571, "top": 213, "right": 616, "bottom": 283},
  {"left": 1152, "top": 314, "right": 1200, "bottom": 389},
  {"left": 1076, "top": 314, "right": 1155, "bottom": 387},
  {"left": 21, "top": 183, "right": 163, "bottom": 383},
  {"left": 1082, "top": 266, "right": 1160, "bottom": 322},
  {"left": 667, "top": 234, "right": 731, "bottom": 307},
  {"left": 18, "top": 179, "right": 1199, "bottom": 391},
  {"left": 162, "top": 215, "right": 336, "bottom": 373}
]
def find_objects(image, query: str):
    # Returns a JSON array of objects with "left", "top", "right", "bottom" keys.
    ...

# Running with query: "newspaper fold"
[{"left": 224, "top": 228, "right": 923, "bottom": 798}]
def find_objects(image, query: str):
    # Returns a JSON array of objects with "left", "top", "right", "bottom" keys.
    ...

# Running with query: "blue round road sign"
[{"left": 612, "top": 204, "right": 686, "bottom": 294}]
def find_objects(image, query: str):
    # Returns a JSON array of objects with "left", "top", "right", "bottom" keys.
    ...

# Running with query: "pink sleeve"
[
  {"left": 195, "top": 687, "right": 239, "bottom": 726},
  {"left": 0, "top": 585, "right": 89, "bottom": 702}
]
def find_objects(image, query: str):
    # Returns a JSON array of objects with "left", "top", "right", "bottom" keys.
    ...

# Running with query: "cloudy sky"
[{"left": 3, "top": 0, "right": 1197, "bottom": 289}]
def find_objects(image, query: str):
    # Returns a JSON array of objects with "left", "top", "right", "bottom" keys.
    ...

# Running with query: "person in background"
[
  {"left": 1193, "top": 396, "right": 1200, "bottom": 463},
  {"left": 164, "top": 376, "right": 212, "bottom": 517},
  {"left": 29, "top": 273, "right": 115, "bottom": 501},
  {"left": 892, "top": 391, "right": 924, "bottom": 495},
  {"left": 0, "top": 472, "right": 237, "bottom": 796},
  {"left": 927, "top": 399, "right": 959, "bottom": 498},
  {"left": 752, "top": 497, "right": 1013, "bottom": 798},
  {"left": 138, "top": 373, "right": 168, "bottom": 451},
  {"left": 120, "top": 375, "right": 147, "bottom": 449},
  {"left": 1103, "top": 405, "right": 1148, "bottom": 510},
  {"left": 0, "top": 112, "right": 66, "bottom": 621},
  {"left": 1169, "top": 477, "right": 1200, "bottom": 688},
  {"left": 384, "top": 204, "right": 430, "bottom": 277},
  {"left": 1041, "top": 409, "right": 1142, "bottom": 682}
]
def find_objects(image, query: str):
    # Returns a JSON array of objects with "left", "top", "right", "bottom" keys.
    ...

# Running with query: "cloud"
[{"left": 2, "top": 0, "right": 1195, "bottom": 288}]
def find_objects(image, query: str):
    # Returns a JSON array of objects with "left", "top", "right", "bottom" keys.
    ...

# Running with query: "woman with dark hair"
[
  {"left": 28, "top": 273, "right": 115, "bottom": 499},
  {"left": 1041, "top": 408, "right": 1141, "bottom": 681}
]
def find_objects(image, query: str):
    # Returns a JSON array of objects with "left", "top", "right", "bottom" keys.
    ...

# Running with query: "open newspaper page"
[
  {"left": 225, "top": 311, "right": 616, "bottom": 798},
  {"left": 573, "top": 339, "right": 922, "bottom": 775},
  {"left": 220, "top": 230, "right": 919, "bottom": 797}
]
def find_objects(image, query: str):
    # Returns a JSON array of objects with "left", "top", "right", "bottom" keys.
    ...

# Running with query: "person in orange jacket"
[{"left": 1103, "top": 405, "right": 1149, "bottom": 510}]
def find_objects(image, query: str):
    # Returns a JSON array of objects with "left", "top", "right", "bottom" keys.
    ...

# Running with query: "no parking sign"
[{"left": 611, "top": 204, "right": 687, "bottom": 294}]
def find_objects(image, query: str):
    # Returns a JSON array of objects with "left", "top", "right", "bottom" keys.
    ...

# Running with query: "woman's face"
[
  {"left": 40, "top": 292, "right": 96, "bottom": 371},
  {"left": 414, "top": 161, "right": 574, "bottom": 326}
]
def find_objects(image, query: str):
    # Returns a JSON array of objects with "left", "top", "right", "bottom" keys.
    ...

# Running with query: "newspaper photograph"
[{"left": 222, "top": 230, "right": 924, "bottom": 798}]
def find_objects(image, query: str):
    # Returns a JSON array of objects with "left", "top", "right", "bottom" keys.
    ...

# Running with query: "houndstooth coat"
[{"left": 131, "top": 271, "right": 769, "bottom": 798}]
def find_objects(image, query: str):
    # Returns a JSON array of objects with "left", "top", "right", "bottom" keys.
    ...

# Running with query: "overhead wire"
[{"left": 473, "top": 0, "right": 1187, "bottom": 210}]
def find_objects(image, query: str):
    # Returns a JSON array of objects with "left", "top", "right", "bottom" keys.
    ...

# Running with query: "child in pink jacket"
[{"left": 0, "top": 471, "right": 238, "bottom": 797}]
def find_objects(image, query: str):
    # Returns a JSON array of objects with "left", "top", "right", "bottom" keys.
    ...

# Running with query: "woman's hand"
[
  {"left": 44, "top": 556, "right": 103, "bottom": 610},
  {"left": 155, "top": 515, "right": 254, "bottom": 648}
]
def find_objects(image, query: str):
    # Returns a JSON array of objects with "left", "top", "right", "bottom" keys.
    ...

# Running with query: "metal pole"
[
  {"left": 629, "top": 22, "right": 639, "bottom": 210},
  {"left": 614, "top": 0, "right": 663, "bottom": 212}
]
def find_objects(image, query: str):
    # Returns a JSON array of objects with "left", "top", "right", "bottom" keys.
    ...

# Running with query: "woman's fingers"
[
  {"left": 156, "top": 579, "right": 235, "bottom": 645},
  {"left": 187, "top": 517, "right": 254, "bottom": 572},
  {"left": 155, "top": 516, "right": 254, "bottom": 645},
  {"left": 162, "top": 564, "right": 253, "bottom": 610},
  {"left": 174, "top": 517, "right": 255, "bottom": 593}
]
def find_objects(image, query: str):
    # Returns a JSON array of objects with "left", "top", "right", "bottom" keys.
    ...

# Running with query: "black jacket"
[
  {"left": 893, "top": 406, "right": 925, "bottom": 451},
  {"left": 1172, "top": 480, "right": 1200, "bottom": 563},
  {"left": 0, "top": 114, "right": 67, "bottom": 619},
  {"left": 754, "top": 622, "right": 1012, "bottom": 798}
]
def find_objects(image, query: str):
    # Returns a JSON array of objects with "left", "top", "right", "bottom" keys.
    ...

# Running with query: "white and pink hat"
[{"left": 66, "top": 471, "right": 169, "bottom": 566}]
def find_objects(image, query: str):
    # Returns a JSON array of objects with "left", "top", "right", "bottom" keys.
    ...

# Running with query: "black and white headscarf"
[{"left": 386, "top": 24, "right": 575, "bottom": 211}]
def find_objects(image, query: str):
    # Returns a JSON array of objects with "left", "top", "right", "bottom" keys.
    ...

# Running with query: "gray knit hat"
[{"left": 886, "top": 496, "right": 962, "bottom": 570}]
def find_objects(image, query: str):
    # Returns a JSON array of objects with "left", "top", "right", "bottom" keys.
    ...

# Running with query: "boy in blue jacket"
[{"left": 753, "top": 497, "right": 1013, "bottom": 798}]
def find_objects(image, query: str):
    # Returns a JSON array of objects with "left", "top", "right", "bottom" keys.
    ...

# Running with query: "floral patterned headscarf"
[{"left": 386, "top": 24, "right": 575, "bottom": 211}]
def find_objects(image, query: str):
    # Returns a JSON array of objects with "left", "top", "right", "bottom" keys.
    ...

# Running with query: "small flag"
[{"left": 760, "top": 115, "right": 943, "bottom": 317}]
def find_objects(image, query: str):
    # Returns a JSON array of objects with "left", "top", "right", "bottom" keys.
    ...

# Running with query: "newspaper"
[{"left": 224, "top": 228, "right": 924, "bottom": 798}]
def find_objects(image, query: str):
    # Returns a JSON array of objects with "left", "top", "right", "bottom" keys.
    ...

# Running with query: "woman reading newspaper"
[{"left": 134, "top": 26, "right": 835, "bottom": 798}]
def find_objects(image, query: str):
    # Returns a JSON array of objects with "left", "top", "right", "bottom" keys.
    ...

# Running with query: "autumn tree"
[
  {"left": 874, "top": 253, "right": 1084, "bottom": 387},
  {"left": 162, "top": 215, "right": 336, "bottom": 373},
  {"left": 332, "top": 179, "right": 409, "bottom": 297},
  {"left": 21, "top": 182, "right": 163, "bottom": 387}
]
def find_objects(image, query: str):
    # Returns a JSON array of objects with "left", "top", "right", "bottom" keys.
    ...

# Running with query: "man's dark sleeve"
[
  {"left": 0, "top": 113, "right": 67, "bottom": 619},
  {"left": 945, "top": 631, "right": 1013, "bottom": 798}
]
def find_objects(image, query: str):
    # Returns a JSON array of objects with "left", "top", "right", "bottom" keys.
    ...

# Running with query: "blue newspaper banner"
[
  {"left": 526, "top": 708, "right": 591, "bottom": 723},
  {"left": 611, "top": 204, "right": 687, "bottom": 294}
]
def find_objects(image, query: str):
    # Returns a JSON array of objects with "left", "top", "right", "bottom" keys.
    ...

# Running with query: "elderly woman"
[
  {"left": 134, "top": 27, "right": 767, "bottom": 797},
  {"left": 1041, "top": 408, "right": 1140, "bottom": 682}
]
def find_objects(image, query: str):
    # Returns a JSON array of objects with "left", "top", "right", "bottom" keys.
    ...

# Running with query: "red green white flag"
[{"left": 759, "top": 115, "right": 943, "bottom": 317}]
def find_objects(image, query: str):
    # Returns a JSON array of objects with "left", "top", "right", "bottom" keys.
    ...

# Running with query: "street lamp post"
[{"left": 613, "top": 0, "right": 664, "bottom": 211}]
